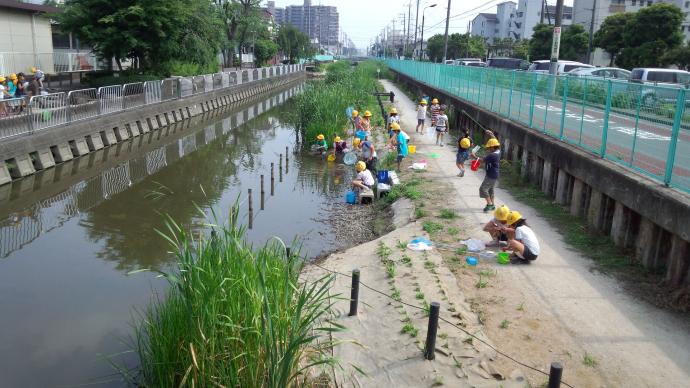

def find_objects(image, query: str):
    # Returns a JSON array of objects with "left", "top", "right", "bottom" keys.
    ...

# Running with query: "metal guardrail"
[
  {"left": 385, "top": 59, "right": 690, "bottom": 193},
  {"left": 0, "top": 64, "right": 304, "bottom": 141}
]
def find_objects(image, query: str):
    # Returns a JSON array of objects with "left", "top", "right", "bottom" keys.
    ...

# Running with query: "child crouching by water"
[
  {"left": 502, "top": 211, "right": 540, "bottom": 264},
  {"left": 352, "top": 161, "right": 374, "bottom": 192},
  {"left": 388, "top": 122, "right": 408, "bottom": 171}
]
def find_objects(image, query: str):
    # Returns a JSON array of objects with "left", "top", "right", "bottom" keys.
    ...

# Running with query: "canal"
[{"left": 0, "top": 82, "right": 356, "bottom": 387}]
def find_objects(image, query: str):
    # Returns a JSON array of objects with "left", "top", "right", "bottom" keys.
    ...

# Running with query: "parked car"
[
  {"left": 567, "top": 67, "right": 631, "bottom": 80},
  {"left": 486, "top": 57, "right": 530, "bottom": 70},
  {"left": 528, "top": 60, "right": 593, "bottom": 74},
  {"left": 453, "top": 58, "right": 482, "bottom": 66},
  {"left": 444, "top": 59, "right": 455, "bottom": 65},
  {"left": 454, "top": 60, "right": 486, "bottom": 66},
  {"left": 630, "top": 68, "right": 690, "bottom": 105},
  {"left": 466, "top": 61, "right": 486, "bottom": 67}
]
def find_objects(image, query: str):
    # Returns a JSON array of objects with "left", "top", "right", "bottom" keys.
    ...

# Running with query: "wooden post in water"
[
  {"left": 248, "top": 188, "right": 253, "bottom": 229},
  {"left": 270, "top": 163, "right": 275, "bottom": 195},
  {"left": 285, "top": 147, "right": 289, "bottom": 174},
  {"left": 279, "top": 154, "right": 283, "bottom": 183},
  {"left": 260, "top": 175, "right": 265, "bottom": 210}
]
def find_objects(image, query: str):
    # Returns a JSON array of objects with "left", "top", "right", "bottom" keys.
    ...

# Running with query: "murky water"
[{"left": 0, "top": 82, "right": 356, "bottom": 387}]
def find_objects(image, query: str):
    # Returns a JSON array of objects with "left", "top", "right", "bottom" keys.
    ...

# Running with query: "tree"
[
  {"left": 253, "top": 39, "right": 278, "bottom": 66},
  {"left": 560, "top": 24, "right": 589, "bottom": 61},
  {"left": 425, "top": 33, "right": 486, "bottom": 62},
  {"left": 662, "top": 43, "right": 690, "bottom": 70},
  {"left": 593, "top": 12, "right": 633, "bottom": 66},
  {"left": 529, "top": 24, "right": 553, "bottom": 60},
  {"left": 276, "top": 23, "right": 314, "bottom": 64},
  {"left": 58, "top": 0, "right": 225, "bottom": 74},
  {"left": 216, "top": 0, "right": 267, "bottom": 67},
  {"left": 528, "top": 24, "right": 589, "bottom": 61},
  {"left": 616, "top": 3, "right": 684, "bottom": 68}
]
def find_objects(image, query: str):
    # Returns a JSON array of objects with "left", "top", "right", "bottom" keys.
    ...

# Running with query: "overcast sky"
[{"left": 268, "top": 0, "right": 574, "bottom": 51}]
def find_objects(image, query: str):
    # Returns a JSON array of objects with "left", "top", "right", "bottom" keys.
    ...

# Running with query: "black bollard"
[
  {"left": 270, "top": 163, "right": 275, "bottom": 195},
  {"left": 424, "top": 302, "right": 440, "bottom": 360},
  {"left": 260, "top": 175, "right": 265, "bottom": 210},
  {"left": 548, "top": 362, "right": 563, "bottom": 388},
  {"left": 348, "top": 269, "right": 360, "bottom": 316}
]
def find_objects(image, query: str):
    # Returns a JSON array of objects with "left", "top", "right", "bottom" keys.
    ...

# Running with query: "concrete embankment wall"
[
  {"left": 0, "top": 71, "right": 305, "bottom": 186},
  {"left": 392, "top": 69, "right": 690, "bottom": 289}
]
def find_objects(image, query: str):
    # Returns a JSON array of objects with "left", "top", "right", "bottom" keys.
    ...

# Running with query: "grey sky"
[{"left": 268, "top": 0, "right": 575, "bottom": 50}]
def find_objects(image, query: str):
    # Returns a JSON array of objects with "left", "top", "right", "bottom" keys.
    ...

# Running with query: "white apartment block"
[
  {"left": 573, "top": 0, "right": 690, "bottom": 66},
  {"left": 471, "top": 0, "right": 573, "bottom": 42}
]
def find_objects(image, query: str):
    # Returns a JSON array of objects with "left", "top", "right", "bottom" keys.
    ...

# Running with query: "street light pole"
[
  {"left": 442, "top": 0, "right": 452, "bottom": 63},
  {"left": 414, "top": 0, "right": 421, "bottom": 58},
  {"left": 549, "top": 0, "right": 564, "bottom": 76},
  {"left": 586, "top": 0, "right": 597, "bottom": 64},
  {"left": 419, "top": 4, "right": 437, "bottom": 61}
]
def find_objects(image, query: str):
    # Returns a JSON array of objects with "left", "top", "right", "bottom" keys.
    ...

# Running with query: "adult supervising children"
[
  {"left": 503, "top": 211, "right": 540, "bottom": 264},
  {"left": 435, "top": 105, "right": 449, "bottom": 146},
  {"left": 389, "top": 122, "right": 408, "bottom": 171},
  {"left": 473, "top": 138, "right": 501, "bottom": 212},
  {"left": 416, "top": 99, "right": 427, "bottom": 133}
]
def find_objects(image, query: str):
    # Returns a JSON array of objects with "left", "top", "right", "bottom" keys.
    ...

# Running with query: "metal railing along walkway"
[
  {"left": 385, "top": 59, "right": 690, "bottom": 193},
  {"left": 0, "top": 64, "right": 304, "bottom": 142}
]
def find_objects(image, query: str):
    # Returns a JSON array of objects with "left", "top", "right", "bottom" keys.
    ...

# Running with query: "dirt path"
[{"left": 380, "top": 79, "right": 690, "bottom": 387}]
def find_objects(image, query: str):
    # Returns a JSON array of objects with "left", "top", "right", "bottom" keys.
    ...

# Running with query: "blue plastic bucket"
[
  {"left": 345, "top": 190, "right": 357, "bottom": 204},
  {"left": 377, "top": 170, "right": 389, "bottom": 183},
  {"left": 355, "top": 130, "right": 367, "bottom": 141}
]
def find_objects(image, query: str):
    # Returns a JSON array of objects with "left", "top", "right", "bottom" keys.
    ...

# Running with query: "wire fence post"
[
  {"left": 508, "top": 71, "right": 516, "bottom": 120},
  {"left": 348, "top": 269, "right": 360, "bottom": 316},
  {"left": 664, "top": 88, "right": 685, "bottom": 186},
  {"left": 548, "top": 362, "right": 563, "bottom": 388},
  {"left": 600, "top": 80, "right": 613, "bottom": 157},
  {"left": 424, "top": 301, "right": 440, "bottom": 360},
  {"left": 490, "top": 71, "right": 497, "bottom": 112},
  {"left": 559, "top": 76, "right": 568, "bottom": 140},
  {"left": 630, "top": 86, "right": 643, "bottom": 168},
  {"left": 528, "top": 73, "right": 537, "bottom": 128}
]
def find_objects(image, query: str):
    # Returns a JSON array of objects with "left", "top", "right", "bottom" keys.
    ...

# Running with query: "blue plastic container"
[
  {"left": 355, "top": 130, "right": 367, "bottom": 141},
  {"left": 377, "top": 170, "right": 389, "bottom": 183},
  {"left": 345, "top": 190, "right": 357, "bottom": 204},
  {"left": 466, "top": 256, "right": 478, "bottom": 266}
]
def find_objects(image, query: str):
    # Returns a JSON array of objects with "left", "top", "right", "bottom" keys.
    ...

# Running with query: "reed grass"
[
  {"left": 293, "top": 61, "right": 385, "bottom": 142},
  {"left": 129, "top": 208, "right": 341, "bottom": 387}
]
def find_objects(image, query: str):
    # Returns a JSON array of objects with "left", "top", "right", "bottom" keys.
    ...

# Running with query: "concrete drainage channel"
[
  {"left": 0, "top": 68, "right": 305, "bottom": 186},
  {"left": 392, "top": 69, "right": 690, "bottom": 290}
]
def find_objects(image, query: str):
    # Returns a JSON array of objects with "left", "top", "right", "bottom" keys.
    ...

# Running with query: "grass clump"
[
  {"left": 447, "top": 227, "right": 460, "bottom": 235},
  {"left": 422, "top": 221, "right": 443, "bottom": 234},
  {"left": 499, "top": 319, "right": 510, "bottom": 329},
  {"left": 476, "top": 275, "right": 489, "bottom": 289},
  {"left": 401, "top": 323, "right": 419, "bottom": 337},
  {"left": 415, "top": 207, "right": 428, "bottom": 218},
  {"left": 129, "top": 213, "right": 340, "bottom": 387},
  {"left": 438, "top": 209, "right": 457, "bottom": 219},
  {"left": 583, "top": 353, "right": 598, "bottom": 367}
]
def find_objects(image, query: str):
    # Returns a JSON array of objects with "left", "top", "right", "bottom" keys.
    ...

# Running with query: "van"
[
  {"left": 528, "top": 60, "right": 593, "bottom": 74},
  {"left": 486, "top": 57, "right": 529, "bottom": 70},
  {"left": 630, "top": 68, "right": 690, "bottom": 105}
]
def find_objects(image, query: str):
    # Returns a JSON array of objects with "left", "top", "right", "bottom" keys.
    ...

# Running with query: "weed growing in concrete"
[
  {"left": 499, "top": 319, "right": 510, "bottom": 329},
  {"left": 386, "top": 263, "right": 396, "bottom": 279},
  {"left": 583, "top": 353, "right": 598, "bottom": 367},
  {"left": 517, "top": 302, "right": 525, "bottom": 311},
  {"left": 391, "top": 288, "right": 401, "bottom": 301},
  {"left": 396, "top": 240, "right": 407, "bottom": 250},
  {"left": 439, "top": 209, "right": 457, "bottom": 219},
  {"left": 401, "top": 323, "right": 419, "bottom": 337},
  {"left": 400, "top": 255, "right": 412, "bottom": 266},
  {"left": 478, "top": 269, "right": 496, "bottom": 277},
  {"left": 415, "top": 291, "right": 425, "bottom": 300},
  {"left": 423, "top": 221, "right": 444, "bottom": 234},
  {"left": 377, "top": 242, "right": 392, "bottom": 259},
  {"left": 422, "top": 300, "right": 430, "bottom": 316},
  {"left": 424, "top": 260, "right": 437, "bottom": 270},
  {"left": 476, "top": 275, "right": 489, "bottom": 288}
]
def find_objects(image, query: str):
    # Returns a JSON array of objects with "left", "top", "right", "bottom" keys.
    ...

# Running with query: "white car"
[
  {"left": 567, "top": 67, "right": 631, "bottom": 80},
  {"left": 528, "top": 60, "right": 593, "bottom": 75},
  {"left": 630, "top": 68, "right": 690, "bottom": 105}
]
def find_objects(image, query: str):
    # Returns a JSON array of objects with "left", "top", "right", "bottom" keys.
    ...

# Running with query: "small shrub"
[
  {"left": 438, "top": 209, "right": 457, "bottom": 219},
  {"left": 401, "top": 323, "right": 418, "bottom": 337},
  {"left": 415, "top": 208, "right": 428, "bottom": 218},
  {"left": 415, "top": 291, "right": 425, "bottom": 300}
]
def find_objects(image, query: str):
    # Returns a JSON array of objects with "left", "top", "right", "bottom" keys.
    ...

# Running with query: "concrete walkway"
[{"left": 381, "top": 79, "right": 690, "bottom": 387}]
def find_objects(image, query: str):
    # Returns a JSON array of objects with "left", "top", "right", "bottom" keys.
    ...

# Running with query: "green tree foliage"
[
  {"left": 216, "top": 0, "right": 266, "bottom": 66},
  {"left": 276, "top": 24, "right": 314, "bottom": 64},
  {"left": 489, "top": 37, "right": 530, "bottom": 59},
  {"left": 529, "top": 24, "right": 589, "bottom": 61},
  {"left": 560, "top": 24, "right": 589, "bottom": 61},
  {"left": 58, "top": 0, "right": 225, "bottom": 74},
  {"left": 662, "top": 43, "right": 690, "bottom": 70},
  {"left": 593, "top": 12, "right": 633, "bottom": 66},
  {"left": 616, "top": 3, "right": 684, "bottom": 68},
  {"left": 426, "top": 33, "right": 486, "bottom": 62},
  {"left": 529, "top": 24, "right": 553, "bottom": 60},
  {"left": 253, "top": 39, "right": 278, "bottom": 66}
]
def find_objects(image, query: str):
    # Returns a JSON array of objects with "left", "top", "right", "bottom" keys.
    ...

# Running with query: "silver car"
[{"left": 567, "top": 67, "right": 631, "bottom": 80}]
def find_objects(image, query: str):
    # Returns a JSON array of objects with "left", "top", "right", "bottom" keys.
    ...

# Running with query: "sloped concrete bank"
[
  {"left": 0, "top": 70, "right": 305, "bottom": 186},
  {"left": 391, "top": 68, "right": 690, "bottom": 290}
]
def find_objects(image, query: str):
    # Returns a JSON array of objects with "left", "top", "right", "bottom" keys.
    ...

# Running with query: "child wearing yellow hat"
[
  {"left": 502, "top": 211, "right": 540, "bottom": 264},
  {"left": 352, "top": 161, "right": 374, "bottom": 191},
  {"left": 332, "top": 135, "right": 348, "bottom": 155},
  {"left": 476, "top": 138, "right": 501, "bottom": 212},
  {"left": 416, "top": 99, "right": 427, "bottom": 133},
  {"left": 484, "top": 205, "right": 510, "bottom": 248},
  {"left": 456, "top": 131, "right": 472, "bottom": 177},
  {"left": 313, "top": 134, "right": 328, "bottom": 154}
]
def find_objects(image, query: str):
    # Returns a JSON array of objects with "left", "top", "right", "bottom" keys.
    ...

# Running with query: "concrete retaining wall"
[
  {"left": 392, "top": 69, "right": 690, "bottom": 289},
  {"left": 0, "top": 70, "right": 305, "bottom": 186}
]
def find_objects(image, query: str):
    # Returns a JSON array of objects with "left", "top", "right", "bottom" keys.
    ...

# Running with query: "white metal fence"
[{"left": 0, "top": 64, "right": 303, "bottom": 140}]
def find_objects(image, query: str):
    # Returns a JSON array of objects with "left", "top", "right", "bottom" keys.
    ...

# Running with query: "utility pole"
[
  {"left": 407, "top": 2, "right": 412, "bottom": 58},
  {"left": 548, "top": 0, "right": 564, "bottom": 76},
  {"left": 540, "top": 0, "right": 545, "bottom": 24},
  {"left": 414, "top": 0, "right": 421, "bottom": 58},
  {"left": 586, "top": 0, "right": 597, "bottom": 64},
  {"left": 442, "top": 0, "right": 452, "bottom": 63}
]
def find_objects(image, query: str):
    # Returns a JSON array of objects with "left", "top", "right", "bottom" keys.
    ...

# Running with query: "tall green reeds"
[
  {"left": 293, "top": 61, "right": 385, "bottom": 142},
  {"left": 130, "top": 210, "right": 340, "bottom": 387}
]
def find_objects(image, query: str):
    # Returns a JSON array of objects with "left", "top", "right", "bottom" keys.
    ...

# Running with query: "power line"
[{"left": 309, "top": 262, "right": 576, "bottom": 388}]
